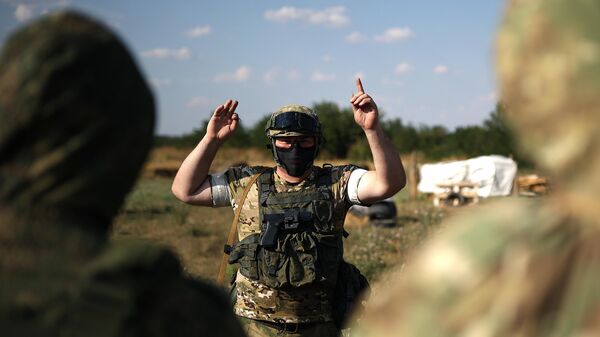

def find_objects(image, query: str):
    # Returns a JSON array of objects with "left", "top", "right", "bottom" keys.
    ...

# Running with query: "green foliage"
[
  {"left": 415, "top": 125, "right": 452, "bottom": 160},
  {"left": 382, "top": 119, "right": 419, "bottom": 152},
  {"left": 312, "top": 101, "right": 363, "bottom": 158},
  {"left": 247, "top": 115, "right": 271, "bottom": 149},
  {"left": 154, "top": 101, "right": 524, "bottom": 164}
]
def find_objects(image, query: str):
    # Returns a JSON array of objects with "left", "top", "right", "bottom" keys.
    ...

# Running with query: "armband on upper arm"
[
  {"left": 209, "top": 172, "right": 232, "bottom": 207},
  {"left": 347, "top": 168, "right": 368, "bottom": 205}
]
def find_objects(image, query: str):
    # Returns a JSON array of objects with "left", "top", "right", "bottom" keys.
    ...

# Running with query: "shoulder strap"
[
  {"left": 258, "top": 168, "right": 275, "bottom": 206},
  {"left": 216, "top": 169, "right": 265, "bottom": 284}
]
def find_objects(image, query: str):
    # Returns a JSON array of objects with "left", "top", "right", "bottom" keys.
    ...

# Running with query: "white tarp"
[{"left": 417, "top": 155, "right": 518, "bottom": 197}]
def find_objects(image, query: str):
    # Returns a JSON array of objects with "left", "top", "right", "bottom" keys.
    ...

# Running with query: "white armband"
[
  {"left": 209, "top": 172, "right": 232, "bottom": 207},
  {"left": 347, "top": 168, "right": 368, "bottom": 205}
]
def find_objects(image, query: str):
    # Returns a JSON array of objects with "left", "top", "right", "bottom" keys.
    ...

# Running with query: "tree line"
[{"left": 156, "top": 101, "right": 524, "bottom": 163}]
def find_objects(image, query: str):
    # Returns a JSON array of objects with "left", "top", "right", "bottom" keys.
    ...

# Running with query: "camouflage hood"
[
  {"left": 498, "top": 0, "right": 600, "bottom": 200},
  {"left": 0, "top": 11, "right": 155, "bottom": 231}
]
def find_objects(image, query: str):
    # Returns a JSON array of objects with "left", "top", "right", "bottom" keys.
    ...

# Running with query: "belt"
[{"left": 256, "top": 319, "right": 316, "bottom": 332}]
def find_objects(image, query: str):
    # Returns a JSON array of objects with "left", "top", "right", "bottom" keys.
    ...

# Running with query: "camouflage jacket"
[
  {"left": 352, "top": 198, "right": 600, "bottom": 337},
  {"left": 217, "top": 164, "right": 359, "bottom": 323}
]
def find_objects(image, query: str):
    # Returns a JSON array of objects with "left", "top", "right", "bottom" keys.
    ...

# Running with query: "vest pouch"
[
  {"left": 332, "top": 260, "right": 370, "bottom": 329},
  {"left": 313, "top": 199, "right": 335, "bottom": 232},
  {"left": 228, "top": 234, "right": 260, "bottom": 280},
  {"left": 256, "top": 231, "right": 319, "bottom": 288},
  {"left": 315, "top": 233, "right": 343, "bottom": 285}
]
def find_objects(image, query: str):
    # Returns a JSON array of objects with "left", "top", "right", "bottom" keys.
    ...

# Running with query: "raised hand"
[
  {"left": 206, "top": 99, "right": 239, "bottom": 142},
  {"left": 350, "top": 78, "right": 379, "bottom": 130}
]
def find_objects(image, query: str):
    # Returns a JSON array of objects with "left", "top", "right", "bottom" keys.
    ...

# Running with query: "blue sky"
[{"left": 0, "top": 0, "right": 505, "bottom": 135}]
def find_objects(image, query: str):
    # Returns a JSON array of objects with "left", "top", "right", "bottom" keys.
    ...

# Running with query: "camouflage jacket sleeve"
[{"left": 351, "top": 198, "right": 600, "bottom": 337}]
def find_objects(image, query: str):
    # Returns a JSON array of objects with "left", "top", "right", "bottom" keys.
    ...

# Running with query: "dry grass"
[
  {"left": 142, "top": 146, "right": 376, "bottom": 178},
  {"left": 112, "top": 182, "right": 450, "bottom": 287},
  {"left": 113, "top": 146, "right": 452, "bottom": 285}
]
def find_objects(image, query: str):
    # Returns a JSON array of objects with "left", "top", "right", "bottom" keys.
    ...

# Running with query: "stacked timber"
[{"left": 517, "top": 175, "right": 549, "bottom": 196}]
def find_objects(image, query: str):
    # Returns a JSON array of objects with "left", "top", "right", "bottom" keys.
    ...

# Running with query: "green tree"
[
  {"left": 313, "top": 101, "right": 363, "bottom": 158},
  {"left": 416, "top": 125, "right": 451, "bottom": 160},
  {"left": 450, "top": 126, "right": 488, "bottom": 157},
  {"left": 482, "top": 103, "right": 514, "bottom": 156},
  {"left": 381, "top": 118, "right": 419, "bottom": 152},
  {"left": 248, "top": 115, "right": 271, "bottom": 149}
]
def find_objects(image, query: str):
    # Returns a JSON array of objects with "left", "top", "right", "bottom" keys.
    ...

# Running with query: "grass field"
[
  {"left": 111, "top": 147, "right": 461, "bottom": 286},
  {"left": 112, "top": 179, "right": 452, "bottom": 287}
]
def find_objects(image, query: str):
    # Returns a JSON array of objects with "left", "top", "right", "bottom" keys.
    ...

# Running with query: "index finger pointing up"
[{"left": 356, "top": 78, "right": 365, "bottom": 93}]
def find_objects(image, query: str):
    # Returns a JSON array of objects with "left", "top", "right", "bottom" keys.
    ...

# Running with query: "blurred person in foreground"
[
  {"left": 0, "top": 11, "right": 245, "bottom": 337},
  {"left": 351, "top": 0, "right": 600, "bottom": 336},
  {"left": 172, "top": 79, "right": 406, "bottom": 336}
]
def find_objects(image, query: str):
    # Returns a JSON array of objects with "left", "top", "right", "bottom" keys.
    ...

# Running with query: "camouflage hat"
[{"left": 265, "top": 104, "right": 321, "bottom": 137}]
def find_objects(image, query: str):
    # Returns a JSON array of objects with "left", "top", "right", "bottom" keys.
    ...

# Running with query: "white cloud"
[
  {"left": 264, "top": 6, "right": 349, "bottom": 27},
  {"left": 374, "top": 27, "right": 414, "bottom": 43},
  {"left": 287, "top": 69, "right": 301, "bottom": 81},
  {"left": 14, "top": 4, "right": 34, "bottom": 22},
  {"left": 186, "top": 96, "right": 211, "bottom": 109},
  {"left": 394, "top": 63, "right": 412, "bottom": 75},
  {"left": 186, "top": 25, "right": 212, "bottom": 38},
  {"left": 142, "top": 48, "right": 191, "bottom": 60},
  {"left": 150, "top": 78, "right": 173, "bottom": 88},
  {"left": 477, "top": 91, "right": 497, "bottom": 102},
  {"left": 345, "top": 31, "right": 367, "bottom": 44},
  {"left": 263, "top": 68, "right": 281, "bottom": 85},
  {"left": 433, "top": 65, "right": 449, "bottom": 74},
  {"left": 311, "top": 71, "right": 335, "bottom": 82},
  {"left": 214, "top": 66, "right": 251, "bottom": 83},
  {"left": 323, "top": 54, "right": 333, "bottom": 63},
  {"left": 264, "top": 68, "right": 303, "bottom": 84}
]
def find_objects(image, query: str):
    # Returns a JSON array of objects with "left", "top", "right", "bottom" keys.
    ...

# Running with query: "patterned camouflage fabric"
[
  {"left": 238, "top": 317, "right": 338, "bottom": 337},
  {"left": 220, "top": 164, "right": 356, "bottom": 327},
  {"left": 0, "top": 11, "right": 245, "bottom": 337},
  {"left": 266, "top": 104, "right": 320, "bottom": 137},
  {"left": 352, "top": 0, "right": 600, "bottom": 336}
]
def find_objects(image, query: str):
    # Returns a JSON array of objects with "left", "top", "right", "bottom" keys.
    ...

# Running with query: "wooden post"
[
  {"left": 409, "top": 151, "right": 418, "bottom": 201},
  {"left": 510, "top": 154, "right": 519, "bottom": 196}
]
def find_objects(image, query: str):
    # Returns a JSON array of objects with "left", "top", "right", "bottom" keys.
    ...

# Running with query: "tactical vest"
[{"left": 228, "top": 167, "right": 344, "bottom": 289}]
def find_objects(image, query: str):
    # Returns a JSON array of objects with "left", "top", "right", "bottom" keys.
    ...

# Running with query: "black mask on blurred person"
[{"left": 275, "top": 143, "right": 316, "bottom": 177}]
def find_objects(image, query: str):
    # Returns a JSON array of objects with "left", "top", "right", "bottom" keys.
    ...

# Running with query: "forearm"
[
  {"left": 361, "top": 125, "right": 406, "bottom": 202},
  {"left": 171, "top": 135, "right": 222, "bottom": 202}
]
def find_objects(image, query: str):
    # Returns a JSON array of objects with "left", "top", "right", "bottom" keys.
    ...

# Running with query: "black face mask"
[{"left": 275, "top": 143, "right": 316, "bottom": 177}]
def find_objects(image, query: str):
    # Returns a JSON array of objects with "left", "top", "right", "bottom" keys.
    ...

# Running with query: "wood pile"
[{"left": 517, "top": 175, "right": 549, "bottom": 196}]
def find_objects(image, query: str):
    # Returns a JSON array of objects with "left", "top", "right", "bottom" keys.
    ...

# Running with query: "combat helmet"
[{"left": 264, "top": 104, "right": 323, "bottom": 169}]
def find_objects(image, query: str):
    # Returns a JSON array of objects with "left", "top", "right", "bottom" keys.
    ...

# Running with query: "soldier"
[
  {"left": 0, "top": 11, "right": 245, "bottom": 337},
  {"left": 172, "top": 79, "right": 406, "bottom": 336},
  {"left": 351, "top": 0, "right": 600, "bottom": 336}
]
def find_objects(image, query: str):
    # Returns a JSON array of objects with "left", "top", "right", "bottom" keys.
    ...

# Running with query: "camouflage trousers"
[{"left": 238, "top": 317, "right": 339, "bottom": 337}]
